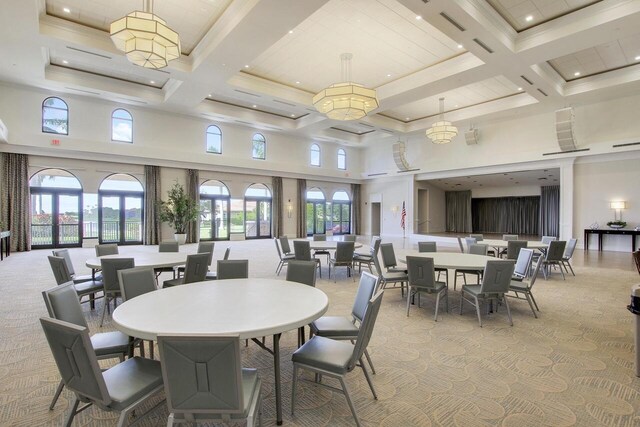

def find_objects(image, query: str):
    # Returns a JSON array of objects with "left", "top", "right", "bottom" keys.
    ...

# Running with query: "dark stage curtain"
[
  {"left": 539, "top": 185, "right": 560, "bottom": 237},
  {"left": 472, "top": 196, "right": 540, "bottom": 235},
  {"left": 445, "top": 191, "right": 472, "bottom": 233}
]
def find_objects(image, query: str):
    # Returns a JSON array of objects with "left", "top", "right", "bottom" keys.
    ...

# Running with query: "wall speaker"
[
  {"left": 0, "top": 119, "right": 7, "bottom": 144},
  {"left": 392, "top": 141, "right": 411, "bottom": 171},
  {"left": 465, "top": 128, "right": 479, "bottom": 145},
  {"left": 555, "top": 107, "right": 577, "bottom": 151}
]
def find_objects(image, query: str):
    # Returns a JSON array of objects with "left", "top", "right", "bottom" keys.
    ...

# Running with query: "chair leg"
[
  {"left": 459, "top": 291, "right": 464, "bottom": 314},
  {"left": 359, "top": 358, "right": 377, "bottom": 399},
  {"left": 49, "top": 379, "right": 65, "bottom": 410},
  {"left": 474, "top": 296, "right": 482, "bottom": 327},
  {"left": 503, "top": 296, "right": 513, "bottom": 326},
  {"left": 453, "top": 272, "right": 457, "bottom": 291},
  {"left": 444, "top": 288, "right": 449, "bottom": 313},
  {"left": 167, "top": 413, "right": 175, "bottom": 427},
  {"left": 99, "top": 296, "right": 110, "bottom": 327},
  {"left": 339, "top": 377, "right": 361, "bottom": 427},
  {"left": 406, "top": 288, "right": 412, "bottom": 317},
  {"left": 291, "top": 365, "right": 298, "bottom": 415},
  {"left": 64, "top": 397, "right": 80, "bottom": 427},
  {"left": 363, "top": 349, "right": 376, "bottom": 375},
  {"left": 530, "top": 293, "right": 540, "bottom": 311},
  {"left": 149, "top": 341, "right": 154, "bottom": 359},
  {"left": 525, "top": 293, "right": 538, "bottom": 318},
  {"left": 566, "top": 261, "right": 575, "bottom": 276},
  {"left": 434, "top": 290, "right": 440, "bottom": 322},
  {"left": 558, "top": 262, "right": 566, "bottom": 280}
]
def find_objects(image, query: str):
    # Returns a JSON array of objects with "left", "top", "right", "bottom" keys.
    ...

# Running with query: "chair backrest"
[
  {"left": 52, "top": 249, "right": 76, "bottom": 276},
  {"left": 40, "top": 317, "right": 110, "bottom": 407},
  {"left": 351, "top": 271, "right": 379, "bottom": 322},
  {"left": 349, "top": 291, "right": 384, "bottom": 371},
  {"left": 101, "top": 258, "right": 135, "bottom": 293},
  {"left": 223, "top": 247, "right": 231, "bottom": 260},
  {"left": 513, "top": 248, "right": 533, "bottom": 279},
  {"left": 118, "top": 267, "right": 157, "bottom": 301},
  {"left": 563, "top": 238, "right": 577, "bottom": 259},
  {"left": 527, "top": 257, "right": 544, "bottom": 289},
  {"left": 506, "top": 240, "right": 528, "bottom": 260},
  {"left": 406, "top": 256, "right": 437, "bottom": 290},
  {"left": 159, "top": 241, "right": 179, "bottom": 252},
  {"left": 371, "top": 251, "right": 384, "bottom": 278},
  {"left": 464, "top": 237, "right": 477, "bottom": 253},
  {"left": 546, "top": 240, "right": 567, "bottom": 262},
  {"left": 335, "top": 241, "right": 355, "bottom": 262},
  {"left": 216, "top": 260, "right": 249, "bottom": 280},
  {"left": 503, "top": 234, "right": 518, "bottom": 241},
  {"left": 95, "top": 243, "right": 118, "bottom": 256},
  {"left": 480, "top": 260, "right": 515, "bottom": 294},
  {"left": 343, "top": 235, "right": 357, "bottom": 242},
  {"left": 279, "top": 237, "right": 292, "bottom": 254},
  {"left": 158, "top": 335, "right": 245, "bottom": 416},
  {"left": 183, "top": 253, "right": 210, "bottom": 284},
  {"left": 457, "top": 237, "right": 464, "bottom": 253},
  {"left": 274, "top": 238, "right": 284, "bottom": 260},
  {"left": 469, "top": 244, "right": 488, "bottom": 256},
  {"left": 370, "top": 236, "right": 380, "bottom": 247},
  {"left": 197, "top": 241, "right": 215, "bottom": 266},
  {"left": 417, "top": 241, "right": 437, "bottom": 253},
  {"left": 286, "top": 260, "right": 317, "bottom": 287},
  {"left": 370, "top": 238, "right": 382, "bottom": 257},
  {"left": 541, "top": 235, "right": 557, "bottom": 244},
  {"left": 633, "top": 250, "right": 640, "bottom": 275},
  {"left": 48, "top": 255, "right": 73, "bottom": 285},
  {"left": 293, "top": 240, "right": 312, "bottom": 261},
  {"left": 379, "top": 243, "right": 398, "bottom": 269},
  {"left": 42, "top": 282, "right": 88, "bottom": 328},
  {"left": 313, "top": 234, "right": 326, "bottom": 241},
  {"left": 470, "top": 234, "right": 484, "bottom": 242}
]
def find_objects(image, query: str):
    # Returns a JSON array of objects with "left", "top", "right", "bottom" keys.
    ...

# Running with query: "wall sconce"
[
  {"left": 287, "top": 199, "right": 293, "bottom": 219},
  {"left": 609, "top": 201, "right": 627, "bottom": 220},
  {"left": 391, "top": 205, "right": 399, "bottom": 217}
]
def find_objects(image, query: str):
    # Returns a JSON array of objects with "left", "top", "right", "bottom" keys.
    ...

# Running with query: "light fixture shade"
[
  {"left": 313, "top": 82, "right": 379, "bottom": 121},
  {"left": 609, "top": 201, "right": 627, "bottom": 209},
  {"left": 426, "top": 120, "right": 458, "bottom": 144},
  {"left": 110, "top": 11, "right": 181, "bottom": 69}
]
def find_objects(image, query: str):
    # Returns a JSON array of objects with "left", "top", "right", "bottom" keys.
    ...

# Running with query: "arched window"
[
  {"left": 98, "top": 174, "right": 144, "bottom": 245},
  {"left": 42, "top": 97, "right": 68, "bottom": 135},
  {"left": 29, "top": 168, "right": 82, "bottom": 248},
  {"left": 252, "top": 133, "right": 266, "bottom": 160},
  {"left": 337, "top": 148, "right": 347, "bottom": 170},
  {"left": 199, "top": 179, "right": 230, "bottom": 240},
  {"left": 206, "top": 125, "right": 222, "bottom": 154},
  {"left": 244, "top": 183, "right": 271, "bottom": 238},
  {"left": 331, "top": 190, "right": 351, "bottom": 235},
  {"left": 306, "top": 187, "right": 326, "bottom": 235},
  {"left": 111, "top": 109, "right": 133, "bottom": 143},
  {"left": 310, "top": 143, "right": 321, "bottom": 167}
]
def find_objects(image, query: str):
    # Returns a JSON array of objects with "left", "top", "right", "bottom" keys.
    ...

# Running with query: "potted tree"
[{"left": 159, "top": 182, "right": 199, "bottom": 245}]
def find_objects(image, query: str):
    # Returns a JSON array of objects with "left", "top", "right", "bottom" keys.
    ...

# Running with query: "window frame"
[
  {"left": 206, "top": 125, "right": 223, "bottom": 154},
  {"left": 310, "top": 143, "right": 321, "bottom": 167},
  {"left": 337, "top": 148, "right": 347, "bottom": 170},
  {"left": 252, "top": 133, "right": 266, "bottom": 160},
  {"left": 111, "top": 108, "right": 133, "bottom": 143},
  {"left": 42, "top": 97, "right": 69, "bottom": 136}
]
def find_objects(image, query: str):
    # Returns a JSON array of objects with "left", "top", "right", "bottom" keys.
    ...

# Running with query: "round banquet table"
[
  {"left": 112, "top": 278, "right": 328, "bottom": 426},
  {"left": 397, "top": 251, "right": 495, "bottom": 269},
  {"left": 85, "top": 252, "right": 188, "bottom": 270},
  {"left": 480, "top": 239, "right": 548, "bottom": 250},
  {"left": 294, "top": 239, "right": 363, "bottom": 251}
]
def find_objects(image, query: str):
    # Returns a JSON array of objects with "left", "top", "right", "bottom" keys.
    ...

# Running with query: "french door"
[
  {"left": 245, "top": 198, "right": 271, "bottom": 239},
  {"left": 199, "top": 197, "right": 230, "bottom": 240},
  {"left": 30, "top": 189, "right": 82, "bottom": 248},
  {"left": 98, "top": 191, "right": 143, "bottom": 245},
  {"left": 306, "top": 201, "right": 326, "bottom": 236}
]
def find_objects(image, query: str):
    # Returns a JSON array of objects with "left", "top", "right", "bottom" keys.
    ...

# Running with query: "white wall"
[
  {"left": 362, "top": 176, "right": 413, "bottom": 237},
  {"left": 471, "top": 185, "right": 541, "bottom": 198},
  {"left": 415, "top": 181, "right": 445, "bottom": 233}
]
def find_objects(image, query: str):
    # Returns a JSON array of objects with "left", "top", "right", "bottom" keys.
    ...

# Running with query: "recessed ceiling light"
[
  {"left": 525, "top": 15, "right": 533, "bottom": 22},
  {"left": 289, "top": 30, "right": 294, "bottom": 34},
  {"left": 62, "top": 60, "right": 68, "bottom": 64},
  {"left": 416, "top": 15, "right": 422, "bottom": 20},
  {"left": 150, "top": 80, "right": 155, "bottom": 84},
  {"left": 244, "top": 65, "right": 249, "bottom": 68},
  {"left": 457, "top": 44, "right": 463, "bottom": 49},
  {"left": 635, "top": 55, "right": 640, "bottom": 61},
  {"left": 386, "top": 74, "right": 391, "bottom": 77},
  {"left": 252, "top": 105, "right": 257, "bottom": 108},
  {"left": 574, "top": 71, "right": 581, "bottom": 76},
  {"left": 290, "top": 114, "right": 295, "bottom": 117},
  {"left": 295, "top": 81, "right": 300, "bottom": 84},
  {"left": 63, "top": 7, "right": 71, "bottom": 13},
  {"left": 208, "top": 94, "right": 212, "bottom": 97},
  {"left": 517, "top": 87, "right": 523, "bottom": 91},
  {"left": 405, "top": 117, "right": 410, "bottom": 121},
  {"left": 454, "top": 104, "right": 459, "bottom": 108}
]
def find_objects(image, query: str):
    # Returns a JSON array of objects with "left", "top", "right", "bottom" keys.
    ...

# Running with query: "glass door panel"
[
  {"left": 259, "top": 201, "right": 271, "bottom": 237},
  {"left": 315, "top": 203, "right": 325, "bottom": 235},
  {"left": 124, "top": 197, "right": 142, "bottom": 242},
  {"left": 101, "top": 196, "right": 120, "bottom": 242},
  {"left": 31, "top": 193, "right": 53, "bottom": 246},
  {"left": 58, "top": 194, "right": 80, "bottom": 245},
  {"left": 306, "top": 203, "right": 314, "bottom": 235},
  {"left": 200, "top": 199, "right": 213, "bottom": 240},
  {"left": 245, "top": 200, "right": 257, "bottom": 237},
  {"left": 341, "top": 203, "right": 351, "bottom": 234},
  {"left": 215, "top": 199, "right": 229, "bottom": 239}
]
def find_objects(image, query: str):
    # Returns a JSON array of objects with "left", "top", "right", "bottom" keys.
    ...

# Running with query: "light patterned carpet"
[{"left": 1, "top": 239, "right": 639, "bottom": 426}]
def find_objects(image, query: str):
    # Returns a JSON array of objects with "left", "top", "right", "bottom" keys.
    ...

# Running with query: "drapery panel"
[
  {"left": 0, "top": 153, "right": 31, "bottom": 251},
  {"left": 272, "top": 176, "right": 283, "bottom": 238},
  {"left": 186, "top": 169, "right": 199, "bottom": 243},
  {"left": 351, "top": 183, "right": 361, "bottom": 236},
  {"left": 539, "top": 185, "right": 560, "bottom": 237},
  {"left": 445, "top": 190, "right": 472, "bottom": 233},
  {"left": 143, "top": 165, "right": 161, "bottom": 245},
  {"left": 296, "top": 179, "right": 306, "bottom": 238},
  {"left": 472, "top": 196, "right": 540, "bottom": 235}
]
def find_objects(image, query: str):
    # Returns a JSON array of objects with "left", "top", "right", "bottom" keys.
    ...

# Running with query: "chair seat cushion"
[
  {"left": 292, "top": 336, "right": 353, "bottom": 375},
  {"left": 74, "top": 280, "right": 104, "bottom": 296},
  {"left": 204, "top": 271, "right": 217, "bottom": 280},
  {"left": 91, "top": 331, "right": 131, "bottom": 357},
  {"left": 353, "top": 254, "right": 372, "bottom": 262},
  {"left": 282, "top": 254, "right": 296, "bottom": 260},
  {"left": 353, "top": 252, "right": 370, "bottom": 259},
  {"left": 462, "top": 284, "right": 504, "bottom": 298},
  {"left": 383, "top": 272, "right": 408, "bottom": 281},
  {"left": 103, "top": 357, "right": 163, "bottom": 411},
  {"left": 163, "top": 278, "right": 184, "bottom": 287},
  {"left": 509, "top": 282, "right": 529, "bottom": 292},
  {"left": 311, "top": 316, "right": 358, "bottom": 338},
  {"left": 412, "top": 281, "right": 447, "bottom": 293},
  {"left": 73, "top": 273, "right": 100, "bottom": 284}
]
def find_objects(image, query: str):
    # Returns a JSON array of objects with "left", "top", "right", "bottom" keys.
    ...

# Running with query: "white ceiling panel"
[
  {"left": 486, "top": 0, "right": 601, "bottom": 31},
  {"left": 425, "top": 168, "right": 560, "bottom": 191}
]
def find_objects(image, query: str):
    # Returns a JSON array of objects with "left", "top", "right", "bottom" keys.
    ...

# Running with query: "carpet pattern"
[{"left": 0, "top": 239, "right": 639, "bottom": 426}]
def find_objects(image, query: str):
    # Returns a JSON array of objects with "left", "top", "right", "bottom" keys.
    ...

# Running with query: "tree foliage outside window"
[
  {"left": 206, "top": 125, "right": 222, "bottom": 154},
  {"left": 252, "top": 133, "right": 266, "bottom": 160},
  {"left": 42, "top": 97, "right": 68, "bottom": 135}
]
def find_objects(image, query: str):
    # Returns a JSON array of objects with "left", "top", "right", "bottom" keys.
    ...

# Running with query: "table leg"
[
  {"left": 273, "top": 332, "right": 283, "bottom": 425},
  {"left": 599, "top": 234, "right": 603, "bottom": 252},
  {"left": 584, "top": 231, "right": 588, "bottom": 251}
]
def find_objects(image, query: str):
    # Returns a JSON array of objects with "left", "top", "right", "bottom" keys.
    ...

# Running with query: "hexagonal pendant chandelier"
[
  {"left": 426, "top": 97, "right": 458, "bottom": 144},
  {"left": 313, "top": 53, "right": 379, "bottom": 121},
  {"left": 110, "top": 0, "right": 181, "bottom": 69}
]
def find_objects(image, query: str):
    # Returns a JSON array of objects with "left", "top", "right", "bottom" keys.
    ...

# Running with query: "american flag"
[{"left": 400, "top": 201, "right": 406, "bottom": 230}]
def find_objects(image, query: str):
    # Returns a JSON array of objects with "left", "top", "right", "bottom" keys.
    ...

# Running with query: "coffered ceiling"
[{"left": 0, "top": 0, "right": 639, "bottom": 147}]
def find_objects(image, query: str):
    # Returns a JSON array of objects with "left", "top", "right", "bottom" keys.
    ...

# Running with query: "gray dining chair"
[
  {"left": 312, "top": 234, "right": 331, "bottom": 264},
  {"left": 561, "top": 238, "right": 578, "bottom": 276},
  {"left": 453, "top": 243, "right": 488, "bottom": 290},
  {"left": 470, "top": 234, "right": 484, "bottom": 241},
  {"left": 353, "top": 237, "right": 381, "bottom": 274},
  {"left": 95, "top": 243, "right": 119, "bottom": 256},
  {"left": 293, "top": 240, "right": 321, "bottom": 277},
  {"left": 343, "top": 235, "right": 357, "bottom": 242},
  {"left": 354, "top": 236, "right": 379, "bottom": 258},
  {"left": 506, "top": 240, "right": 528, "bottom": 260},
  {"left": 541, "top": 235, "right": 557, "bottom": 244},
  {"left": 508, "top": 258, "right": 543, "bottom": 318},
  {"left": 464, "top": 237, "right": 477, "bottom": 252},
  {"left": 417, "top": 241, "right": 447, "bottom": 282},
  {"left": 158, "top": 334, "right": 262, "bottom": 427},
  {"left": 48, "top": 255, "right": 104, "bottom": 308},
  {"left": 41, "top": 282, "right": 137, "bottom": 410},
  {"left": 204, "top": 247, "right": 231, "bottom": 280},
  {"left": 286, "top": 260, "right": 317, "bottom": 287},
  {"left": 292, "top": 291, "right": 384, "bottom": 427},
  {"left": 275, "top": 238, "right": 295, "bottom": 275},
  {"left": 99, "top": 257, "right": 135, "bottom": 327},
  {"left": 512, "top": 248, "right": 534, "bottom": 281},
  {"left": 406, "top": 256, "right": 448, "bottom": 321},
  {"left": 329, "top": 241, "right": 355, "bottom": 282},
  {"left": 40, "top": 317, "right": 164, "bottom": 427},
  {"left": 155, "top": 240, "right": 179, "bottom": 279},
  {"left": 52, "top": 248, "right": 97, "bottom": 283},
  {"left": 279, "top": 237, "right": 293, "bottom": 255},
  {"left": 379, "top": 243, "right": 406, "bottom": 273},
  {"left": 164, "top": 253, "right": 210, "bottom": 287},
  {"left": 177, "top": 241, "right": 214, "bottom": 278},
  {"left": 309, "top": 271, "right": 379, "bottom": 373},
  {"left": 217, "top": 259, "right": 249, "bottom": 280},
  {"left": 541, "top": 240, "right": 567, "bottom": 280},
  {"left": 460, "top": 260, "right": 515, "bottom": 327},
  {"left": 503, "top": 234, "right": 518, "bottom": 241},
  {"left": 372, "top": 247, "right": 408, "bottom": 296},
  {"left": 118, "top": 267, "right": 158, "bottom": 356}
]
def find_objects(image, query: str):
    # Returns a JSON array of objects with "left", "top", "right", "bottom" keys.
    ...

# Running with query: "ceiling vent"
[
  {"left": 233, "top": 89, "right": 260, "bottom": 97},
  {"left": 66, "top": 46, "right": 112, "bottom": 59},
  {"left": 521, "top": 75, "right": 533, "bottom": 85},
  {"left": 440, "top": 13, "right": 465, "bottom": 31},
  {"left": 473, "top": 38, "right": 493, "bottom": 53},
  {"left": 612, "top": 141, "right": 640, "bottom": 148}
]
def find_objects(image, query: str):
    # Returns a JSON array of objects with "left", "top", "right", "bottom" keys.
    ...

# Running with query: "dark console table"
[
  {"left": 0, "top": 231, "right": 10, "bottom": 260},
  {"left": 584, "top": 228, "right": 639, "bottom": 252}
]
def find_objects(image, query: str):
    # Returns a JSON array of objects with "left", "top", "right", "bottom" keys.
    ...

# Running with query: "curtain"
[
  {"left": 186, "top": 169, "right": 199, "bottom": 243},
  {"left": 143, "top": 165, "right": 161, "bottom": 245},
  {"left": 445, "top": 190, "right": 472, "bottom": 233},
  {"left": 472, "top": 196, "right": 540, "bottom": 235},
  {"left": 296, "top": 179, "right": 306, "bottom": 238},
  {"left": 351, "top": 183, "right": 361, "bottom": 235},
  {"left": 540, "top": 185, "right": 560, "bottom": 237},
  {"left": 272, "top": 176, "right": 283, "bottom": 238},
  {"left": 0, "top": 153, "right": 31, "bottom": 251}
]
